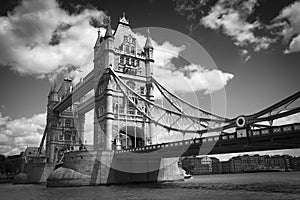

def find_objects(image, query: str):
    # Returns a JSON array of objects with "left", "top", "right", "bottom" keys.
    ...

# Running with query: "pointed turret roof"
[
  {"left": 119, "top": 12, "right": 129, "bottom": 25},
  {"left": 94, "top": 29, "right": 102, "bottom": 47},
  {"left": 144, "top": 28, "right": 153, "bottom": 49},
  {"left": 104, "top": 16, "right": 113, "bottom": 38}
]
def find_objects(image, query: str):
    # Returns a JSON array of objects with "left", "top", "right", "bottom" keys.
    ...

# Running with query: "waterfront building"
[
  {"left": 182, "top": 154, "right": 300, "bottom": 175},
  {"left": 182, "top": 156, "right": 220, "bottom": 175}
]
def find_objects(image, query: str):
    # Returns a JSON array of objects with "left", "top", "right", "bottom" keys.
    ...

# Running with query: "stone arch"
[{"left": 54, "top": 147, "right": 65, "bottom": 163}]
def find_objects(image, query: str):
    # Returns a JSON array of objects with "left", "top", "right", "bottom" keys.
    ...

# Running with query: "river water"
[{"left": 1, "top": 172, "right": 300, "bottom": 200}]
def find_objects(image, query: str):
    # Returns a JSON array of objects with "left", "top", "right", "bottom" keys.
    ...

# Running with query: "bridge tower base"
[{"left": 47, "top": 150, "right": 183, "bottom": 187}]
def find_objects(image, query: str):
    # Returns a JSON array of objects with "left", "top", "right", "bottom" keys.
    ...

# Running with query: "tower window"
[
  {"left": 140, "top": 87, "right": 145, "bottom": 95},
  {"left": 65, "top": 131, "right": 71, "bottom": 141},
  {"left": 65, "top": 119, "right": 72, "bottom": 127},
  {"left": 131, "top": 46, "right": 135, "bottom": 55},
  {"left": 59, "top": 132, "right": 63, "bottom": 140},
  {"left": 127, "top": 104, "right": 135, "bottom": 115},
  {"left": 120, "top": 55, "right": 125, "bottom": 64},
  {"left": 114, "top": 103, "right": 119, "bottom": 113},
  {"left": 131, "top": 58, "right": 135, "bottom": 66},
  {"left": 135, "top": 59, "right": 140, "bottom": 67},
  {"left": 125, "top": 44, "right": 130, "bottom": 54},
  {"left": 119, "top": 105, "right": 124, "bottom": 113}
]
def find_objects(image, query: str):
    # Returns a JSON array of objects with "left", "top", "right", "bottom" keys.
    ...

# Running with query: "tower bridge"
[{"left": 26, "top": 14, "right": 300, "bottom": 186}]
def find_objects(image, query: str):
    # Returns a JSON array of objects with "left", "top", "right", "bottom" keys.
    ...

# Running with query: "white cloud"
[
  {"left": 155, "top": 64, "right": 234, "bottom": 94},
  {"left": 0, "top": 112, "right": 46, "bottom": 156},
  {"left": 135, "top": 33, "right": 234, "bottom": 95},
  {"left": 285, "top": 35, "right": 300, "bottom": 53},
  {"left": 0, "top": 0, "right": 106, "bottom": 80},
  {"left": 201, "top": 0, "right": 275, "bottom": 52},
  {"left": 275, "top": 1, "right": 300, "bottom": 53},
  {"left": 239, "top": 49, "right": 251, "bottom": 62}
]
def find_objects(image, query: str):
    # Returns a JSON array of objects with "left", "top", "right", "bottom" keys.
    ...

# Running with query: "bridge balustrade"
[
  {"left": 261, "top": 129, "right": 269, "bottom": 135},
  {"left": 251, "top": 130, "right": 260, "bottom": 136},
  {"left": 113, "top": 123, "right": 300, "bottom": 155},
  {"left": 294, "top": 124, "right": 300, "bottom": 130},
  {"left": 272, "top": 127, "right": 282, "bottom": 133},
  {"left": 282, "top": 125, "right": 293, "bottom": 132}
]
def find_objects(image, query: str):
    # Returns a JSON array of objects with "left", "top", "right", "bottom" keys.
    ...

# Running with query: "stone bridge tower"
[
  {"left": 45, "top": 80, "right": 81, "bottom": 163},
  {"left": 93, "top": 14, "right": 154, "bottom": 151}
]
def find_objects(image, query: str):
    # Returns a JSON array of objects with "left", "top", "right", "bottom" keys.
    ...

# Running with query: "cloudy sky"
[{"left": 0, "top": 0, "right": 299, "bottom": 158}]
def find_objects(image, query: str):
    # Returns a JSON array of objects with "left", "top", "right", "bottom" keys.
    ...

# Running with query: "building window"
[
  {"left": 114, "top": 103, "right": 119, "bottom": 113},
  {"left": 119, "top": 105, "right": 124, "bottom": 113},
  {"left": 120, "top": 55, "right": 125, "bottom": 64},
  {"left": 125, "top": 44, "right": 130, "bottom": 54},
  {"left": 65, "top": 131, "right": 71, "bottom": 141},
  {"left": 59, "top": 132, "right": 63, "bottom": 141},
  {"left": 140, "top": 87, "right": 145, "bottom": 95},
  {"left": 131, "top": 58, "right": 135, "bottom": 66},
  {"left": 127, "top": 103, "right": 135, "bottom": 115},
  {"left": 65, "top": 119, "right": 72, "bottom": 127},
  {"left": 126, "top": 56, "right": 130, "bottom": 65},
  {"left": 135, "top": 59, "right": 139, "bottom": 67},
  {"left": 131, "top": 46, "right": 135, "bottom": 55}
]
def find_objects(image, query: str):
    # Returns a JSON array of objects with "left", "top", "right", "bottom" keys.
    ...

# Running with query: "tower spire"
[
  {"left": 105, "top": 16, "right": 113, "bottom": 38},
  {"left": 94, "top": 28, "right": 102, "bottom": 47},
  {"left": 144, "top": 28, "right": 153, "bottom": 49},
  {"left": 119, "top": 12, "right": 129, "bottom": 25}
]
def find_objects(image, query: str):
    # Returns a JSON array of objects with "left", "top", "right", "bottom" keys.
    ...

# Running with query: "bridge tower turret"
[
  {"left": 144, "top": 29, "right": 154, "bottom": 144},
  {"left": 45, "top": 79, "right": 81, "bottom": 163},
  {"left": 45, "top": 84, "right": 59, "bottom": 163},
  {"left": 93, "top": 16, "right": 115, "bottom": 150},
  {"left": 93, "top": 13, "right": 156, "bottom": 151}
]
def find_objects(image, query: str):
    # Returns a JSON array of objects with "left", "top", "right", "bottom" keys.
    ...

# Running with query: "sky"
[{"left": 0, "top": 0, "right": 299, "bottom": 158}]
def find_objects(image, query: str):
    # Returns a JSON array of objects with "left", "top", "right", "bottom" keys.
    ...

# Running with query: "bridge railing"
[
  {"left": 73, "top": 70, "right": 94, "bottom": 92},
  {"left": 114, "top": 123, "right": 300, "bottom": 154}
]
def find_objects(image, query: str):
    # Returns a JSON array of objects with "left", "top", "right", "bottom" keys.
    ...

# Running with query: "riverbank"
[{"left": 0, "top": 172, "right": 299, "bottom": 200}]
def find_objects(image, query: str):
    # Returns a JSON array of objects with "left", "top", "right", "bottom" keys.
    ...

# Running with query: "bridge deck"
[{"left": 114, "top": 123, "right": 300, "bottom": 158}]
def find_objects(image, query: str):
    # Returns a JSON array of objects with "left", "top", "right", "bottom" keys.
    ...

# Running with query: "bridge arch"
[{"left": 114, "top": 126, "right": 145, "bottom": 149}]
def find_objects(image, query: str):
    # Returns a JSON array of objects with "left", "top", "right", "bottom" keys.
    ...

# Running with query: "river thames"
[{"left": 1, "top": 172, "right": 300, "bottom": 200}]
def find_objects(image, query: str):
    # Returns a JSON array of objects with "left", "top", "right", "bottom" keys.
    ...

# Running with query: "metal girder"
[
  {"left": 248, "top": 91, "right": 300, "bottom": 124},
  {"left": 152, "top": 77, "right": 230, "bottom": 121},
  {"left": 110, "top": 68, "right": 232, "bottom": 134}
]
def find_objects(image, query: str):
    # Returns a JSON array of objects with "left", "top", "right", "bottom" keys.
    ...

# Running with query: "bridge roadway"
[{"left": 112, "top": 123, "right": 300, "bottom": 159}]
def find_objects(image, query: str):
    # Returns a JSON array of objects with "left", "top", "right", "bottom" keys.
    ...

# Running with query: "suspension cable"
[{"left": 110, "top": 69, "right": 235, "bottom": 134}]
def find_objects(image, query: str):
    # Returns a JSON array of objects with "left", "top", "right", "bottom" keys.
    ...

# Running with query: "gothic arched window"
[
  {"left": 131, "top": 46, "right": 135, "bottom": 55},
  {"left": 125, "top": 44, "right": 130, "bottom": 54}
]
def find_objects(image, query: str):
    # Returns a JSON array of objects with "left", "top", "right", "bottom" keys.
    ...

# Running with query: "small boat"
[{"left": 181, "top": 169, "right": 192, "bottom": 179}]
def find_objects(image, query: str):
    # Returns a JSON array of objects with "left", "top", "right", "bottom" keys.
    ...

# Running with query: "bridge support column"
[
  {"left": 77, "top": 114, "right": 85, "bottom": 144},
  {"left": 47, "top": 151, "right": 184, "bottom": 186},
  {"left": 93, "top": 120, "right": 99, "bottom": 151}
]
